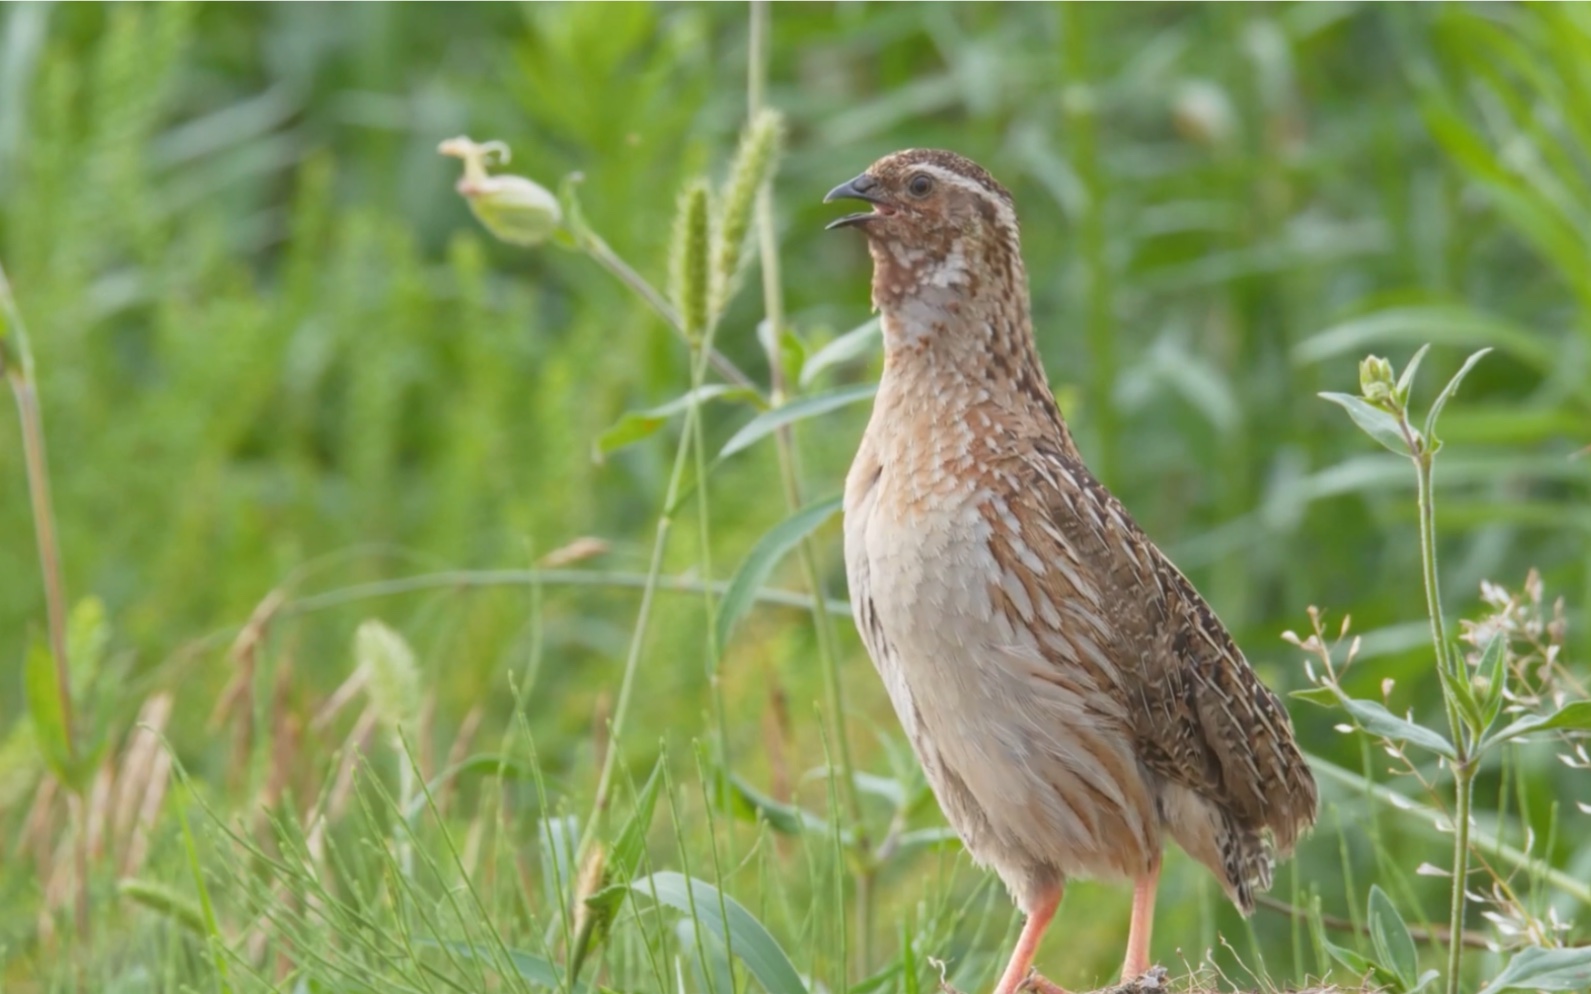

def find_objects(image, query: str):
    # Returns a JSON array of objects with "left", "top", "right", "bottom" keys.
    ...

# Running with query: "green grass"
[{"left": 2, "top": 3, "right": 1589, "bottom": 993}]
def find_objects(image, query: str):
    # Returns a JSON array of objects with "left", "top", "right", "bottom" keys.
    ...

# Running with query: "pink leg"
[
  {"left": 1120, "top": 860, "right": 1161, "bottom": 983},
  {"left": 992, "top": 885, "right": 1072, "bottom": 994}
]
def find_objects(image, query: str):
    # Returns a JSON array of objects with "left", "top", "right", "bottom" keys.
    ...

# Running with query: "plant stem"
[
  {"left": 11, "top": 375, "right": 75, "bottom": 744},
  {"left": 577, "top": 176, "right": 734, "bottom": 872},
  {"left": 582, "top": 397, "right": 702, "bottom": 847},
  {"left": 1, "top": 265, "right": 75, "bottom": 757},
  {"left": 747, "top": 0, "right": 868, "bottom": 973},
  {"left": 1409, "top": 429, "right": 1470, "bottom": 994},
  {"left": 1446, "top": 764, "right": 1475, "bottom": 994},
  {"left": 1, "top": 261, "right": 88, "bottom": 950}
]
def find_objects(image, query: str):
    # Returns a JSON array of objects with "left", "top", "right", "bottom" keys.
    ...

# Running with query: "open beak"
[{"left": 824, "top": 174, "right": 892, "bottom": 230}]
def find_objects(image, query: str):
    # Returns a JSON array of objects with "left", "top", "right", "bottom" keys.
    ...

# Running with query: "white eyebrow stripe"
[{"left": 911, "top": 163, "right": 1020, "bottom": 235}]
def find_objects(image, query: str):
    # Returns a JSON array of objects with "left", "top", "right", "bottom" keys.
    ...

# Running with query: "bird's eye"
[{"left": 907, "top": 174, "right": 933, "bottom": 197}]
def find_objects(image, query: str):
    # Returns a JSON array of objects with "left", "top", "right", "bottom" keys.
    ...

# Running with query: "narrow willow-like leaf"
[
  {"left": 1477, "top": 946, "right": 1591, "bottom": 994},
  {"left": 1396, "top": 343, "right": 1431, "bottom": 403},
  {"left": 1438, "top": 659, "right": 1485, "bottom": 741},
  {"left": 1291, "top": 686, "right": 1340, "bottom": 707},
  {"left": 1367, "top": 885, "right": 1420, "bottom": 992},
  {"left": 719, "top": 385, "right": 876, "bottom": 458},
  {"left": 1319, "top": 391, "right": 1411, "bottom": 455},
  {"left": 1486, "top": 700, "right": 1591, "bottom": 747},
  {"left": 717, "top": 769, "right": 851, "bottom": 843},
  {"left": 799, "top": 317, "right": 880, "bottom": 388},
  {"left": 1475, "top": 632, "right": 1509, "bottom": 731},
  {"left": 715, "top": 496, "right": 842, "bottom": 650},
  {"left": 1323, "top": 937, "right": 1373, "bottom": 979},
  {"left": 1336, "top": 691, "right": 1457, "bottom": 759},
  {"left": 1424, "top": 348, "right": 1492, "bottom": 440},
  {"left": 629, "top": 872, "right": 807, "bottom": 994},
  {"left": 596, "top": 385, "right": 759, "bottom": 457},
  {"left": 24, "top": 638, "right": 77, "bottom": 791}
]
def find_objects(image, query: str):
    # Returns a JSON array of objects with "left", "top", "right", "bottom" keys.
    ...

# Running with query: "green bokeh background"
[{"left": 1, "top": 3, "right": 1588, "bottom": 991}]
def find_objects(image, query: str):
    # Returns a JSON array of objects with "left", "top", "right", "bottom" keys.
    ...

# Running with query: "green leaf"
[
  {"left": 1335, "top": 691, "right": 1457, "bottom": 759},
  {"left": 1424, "top": 348, "right": 1492, "bottom": 441},
  {"left": 1395, "top": 343, "right": 1431, "bottom": 405},
  {"left": 850, "top": 770, "right": 908, "bottom": 810},
  {"left": 422, "top": 940, "right": 561, "bottom": 989},
  {"left": 719, "top": 384, "right": 876, "bottom": 459},
  {"left": 889, "top": 827, "right": 961, "bottom": 858},
  {"left": 596, "top": 385, "right": 758, "bottom": 457},
  {"left": 1323, "top": 937, "right": 1373, "bottom": 979},
  {"left": 1486, "top": 700, "right": 1591, "bottom": 747},
  {"left": 715, "top": 496, "right": 842, "bottom": 649},
  {"left": 1439, "top": 659, "right": 1485, "bottom": 741},
  {"left": 1367, "top": 886, "right": 1420, "bottom": 992},
  {"left": 406, "top": 753, "right": 535, "bottom": 818},
  {"left": 573, "top": 757, "right": 666, "bottom": 979},
  {"left": 24, "top": 637, "right": 79, "bottom": 790},
  {"left": 1477, "top": 946, "right": 1591, "bottom": 994},
  {"left": 609, "top": 756, "right": 665, "bottom": 878},
  {"left": 1475, "top": 632, "right": 1509, "bottom": 731},
  {"left": 799, "top": 318, "right": 880, "bottom": 388},
  {"left": 629, "top": 872, "right": 807, "bottom": 994},
  {"left": 67, "top": 596, "right": 109, "bottom": 696},
  {"left": 1318, "top": 392, "right": 1412, "bottom": 455},
  {"left": 677, "top": 918, "right": 735, "bottom": 994},
  {"left": 1290, "top": 686, "right": 1340, "bottom": 707},
  {"left": 718, "top": 770, "right": 850, "bottom": 843}
]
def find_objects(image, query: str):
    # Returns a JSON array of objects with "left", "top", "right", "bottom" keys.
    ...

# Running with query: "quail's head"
[{"left": 825, "top": 148, "right": 1022, "bottom": 305}]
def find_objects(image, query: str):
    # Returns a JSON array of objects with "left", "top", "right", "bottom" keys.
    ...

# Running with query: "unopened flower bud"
[
  {"left": 439, "top": 136, "right": 561, "bottom": 246},
  {"left": 1359, "top": 355, "right": 1396, "bottom": 407}
]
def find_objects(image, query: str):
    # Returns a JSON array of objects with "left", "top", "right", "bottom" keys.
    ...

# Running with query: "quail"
[{"left": 825, "top": 149, "right": 1317, "bottom": 994}]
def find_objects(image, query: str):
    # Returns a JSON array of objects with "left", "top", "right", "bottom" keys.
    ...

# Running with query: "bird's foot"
[
  {"left": 1016, "top": 968, "right": 1072, "bottom": 994},
  {"left": 926, "top": 957, "right": 966, "bottom": 994},
  {"left": 1107, "top": 966, "right": 1168, "bottom": 993}
]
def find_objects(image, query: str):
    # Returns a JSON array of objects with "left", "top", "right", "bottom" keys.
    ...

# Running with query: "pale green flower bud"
[
  {"left": 439, "top": 136, "right": 561, "bottom": 246},
  {"left": 1359, "top": 354, "right": 1396, "bottom": 408}
]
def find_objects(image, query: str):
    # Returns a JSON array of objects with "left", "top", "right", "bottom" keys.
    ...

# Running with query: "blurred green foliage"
[{"left": 1, "top": 3, "right": 1588, "bottom": 991}]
